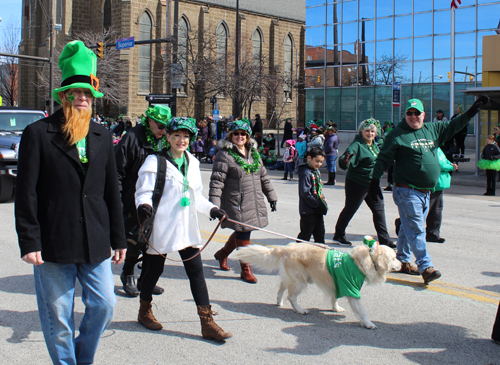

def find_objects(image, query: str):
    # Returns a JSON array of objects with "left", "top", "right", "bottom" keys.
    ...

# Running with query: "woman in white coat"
[{"left": 134, "top": 117, "right": 231, "bottom": 341}]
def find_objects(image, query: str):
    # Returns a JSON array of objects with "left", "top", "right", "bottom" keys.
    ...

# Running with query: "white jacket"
[{"left": 135, "top": 152, "right": 216, "bottom": 254}]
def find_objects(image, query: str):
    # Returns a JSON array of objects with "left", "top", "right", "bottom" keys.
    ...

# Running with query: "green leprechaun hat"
[
  {"left": 144, "top": 104, "right": 172, "bottom": 126},
  {"left": 52, "top": 40, "right": 104, "bottom": 104}
]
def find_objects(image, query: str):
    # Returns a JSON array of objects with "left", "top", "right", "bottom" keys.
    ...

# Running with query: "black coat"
[
  {"left": 15, "top": 109, "right": 126, "bottom": 264},
  {"left": 283, "top": 121, "right": 293, "bottom": 140},
  {"left": 115, "top": 124, "right": 157, "bottom": 217}
]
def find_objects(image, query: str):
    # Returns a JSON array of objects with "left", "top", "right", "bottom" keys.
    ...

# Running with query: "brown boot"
[
  {"left": 197, "top": 305, "right": 232, "bottom": 341},
  {"left": 214, "top": 232, "right": 237, "bottom": 271},
  {"left": 236, "top": 238, "right": 257, "bottom": 283},
  {"left": 138, "top": 299, "right": 162, "bottom": 330}
]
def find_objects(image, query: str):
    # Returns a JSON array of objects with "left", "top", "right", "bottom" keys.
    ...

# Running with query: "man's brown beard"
[{"left": 61, "top": 101, "right": 92, "bottom": 145}]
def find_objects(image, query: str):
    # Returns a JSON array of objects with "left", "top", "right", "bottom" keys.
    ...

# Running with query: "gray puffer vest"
[{"left": 209, "top": 139, "right": 277, "bottom": 232}]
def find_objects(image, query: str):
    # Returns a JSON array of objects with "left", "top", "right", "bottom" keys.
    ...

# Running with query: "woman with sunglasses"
[
  {"left": 209, "top": 120, "right": 278, "bottom": 283},
  {"left": 134, "top": 117, "right": 232, "bottom": 341},
  {"left": 332, "top": 119, "right": 395, "bottom": 249}
]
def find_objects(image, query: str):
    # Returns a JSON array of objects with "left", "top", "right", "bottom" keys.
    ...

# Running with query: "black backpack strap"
[{"left": 151, "top": 155, "right": 167, "bottom": 214}]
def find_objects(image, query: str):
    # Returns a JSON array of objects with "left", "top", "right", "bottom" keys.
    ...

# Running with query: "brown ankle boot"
[
  {"left": 138, "top": 299, "right": 162, "bottom": 330},
  {"left": 236, "top": 238, "right": 257, "bottom": 283},
  {"left": 197, "top": 305, "right": 232, "bottom": 341},
  {"left": 214, "top": 232, "right": 237, "bottom": 271}
]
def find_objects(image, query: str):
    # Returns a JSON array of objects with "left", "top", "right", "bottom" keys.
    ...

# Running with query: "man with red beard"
[{"left": 15, "top": 40, "right": 126, "bottom": 364}]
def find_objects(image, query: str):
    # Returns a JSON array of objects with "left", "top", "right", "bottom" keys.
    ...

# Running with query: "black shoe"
[
  {"left": 380, "top": 240, "right": 397, "bottom": 249},
  {"left": 137, "top": 280, "right": 165, "bottom": 295},
  {"left": 120, "top": 272, "right": 140, "bottom": 297},
  {"left": 384, "top": 185, "right": 393, "bottom": 191},
  {"left": 427, "top": 237, "right": 446, "bottom": 243},
  {"left": 333, "top": 235, "right": 352, "bottom": 247}
]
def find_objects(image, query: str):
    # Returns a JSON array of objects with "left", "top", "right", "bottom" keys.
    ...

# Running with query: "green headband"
[{"left": 360, "top": 118, "right": 381, "bottom": 132}]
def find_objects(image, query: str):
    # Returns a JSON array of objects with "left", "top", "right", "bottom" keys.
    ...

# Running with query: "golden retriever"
[{"left": 232, "top": 242, "right": 401, "bottom": 329}]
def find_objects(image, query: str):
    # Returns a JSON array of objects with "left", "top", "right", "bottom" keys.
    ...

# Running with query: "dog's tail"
[{"left": 231, "top": 245, "right": 282, "bottom": 273}]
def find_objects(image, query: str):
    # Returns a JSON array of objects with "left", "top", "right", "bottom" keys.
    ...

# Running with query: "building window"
[
  {"left": 103, "top": 0, "right": 111, "bottom": 29},
  {"left": 138, "top": 12, "right": 152, "bottom": 93},
  {"left": 178, "top": 17, "right": 189, "bottom": 95},
  {"left": 284, "top": 34, "right": 293, "bottom": 101},
  {"left": 216, "top": 23, "right": 228, "bottom": 75},
  {"left": 252, "top": 29, "right": 262, "bottom": 69}
]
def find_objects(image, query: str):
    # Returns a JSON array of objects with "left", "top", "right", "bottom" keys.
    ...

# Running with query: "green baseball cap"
[
  {"left": 405, "top": 99, "right": 424, "bottom": 112},
  {"left": 52, "top": 40, "right": 104, "bottom": 104}
]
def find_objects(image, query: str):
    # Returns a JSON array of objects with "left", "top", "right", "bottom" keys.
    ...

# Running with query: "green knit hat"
[
  {"left": 144, "top": 105, "right": 172, "bottom": 125},
  {"left": 167, "top": 117, "right": 198, "bottom": 143},
  {"left": 52, "top": 40, "right": 104, "bottom": 104},
  {"left": 229, "top": 119, "right": 252, "bottom": 136}
]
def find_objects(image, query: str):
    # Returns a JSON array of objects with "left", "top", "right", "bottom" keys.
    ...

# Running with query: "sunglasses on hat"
[{"left": 406, "top": 110, "right": 421, "bottom": 117}]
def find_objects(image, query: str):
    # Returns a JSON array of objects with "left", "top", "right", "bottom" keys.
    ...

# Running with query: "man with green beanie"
[
  {"left": 116, "top": 104, "right": 171, "bottom": 297},
  {"left": 369, "top": 96, "right": 489, "bottom": 284},
  {"left": 15, "top": 40, "right": 127, "bottom": 364}
]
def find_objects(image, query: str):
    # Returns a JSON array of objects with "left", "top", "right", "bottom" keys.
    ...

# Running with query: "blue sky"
[{"left": 1, "top": 0, "right": 22, "bottom": 27}]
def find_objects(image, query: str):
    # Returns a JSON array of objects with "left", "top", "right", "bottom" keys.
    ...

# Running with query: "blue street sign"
[
  {"left": 212, "top": 110, "right": 220, "bottom": 121},
  {"left": 116, "top": 37, "right": 135, "bottom": 50},
  {"left": 392, "top": 82, "right": 401, "bottom": 106}
]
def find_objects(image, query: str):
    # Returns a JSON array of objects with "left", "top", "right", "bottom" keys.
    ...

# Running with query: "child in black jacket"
[
  {"left": 297, "top": 147, "right": 327, "bottom": 243},
  {"left": 478, "top": 134, "right": 500, "bottom": 196}
]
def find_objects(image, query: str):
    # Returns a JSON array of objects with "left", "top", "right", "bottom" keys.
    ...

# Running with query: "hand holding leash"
[
  {"left": 137, "top": 204, "right": 153, "bottom": 224},
  {"left": 270, "top": 201, "right": 277, "bottom": 212},
  {"left": 210, "top": 207, "right": 227, "bottom": 221}
]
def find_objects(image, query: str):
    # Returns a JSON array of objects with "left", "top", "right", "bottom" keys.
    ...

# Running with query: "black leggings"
[
  {"left": 139, "top": 247, "right": 209, "bottom": 305},
  {"left": 334, "top": 178, "right": 391, "bottom": 244}
]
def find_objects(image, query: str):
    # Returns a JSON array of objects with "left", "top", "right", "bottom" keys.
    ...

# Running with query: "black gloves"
[
  {"left": 467, "top": 94, "right": 490, "bottom": 115},
  {"left": 137, "top": 204, "right": 153, "bottom": 224},
  {"left": 341, "top": 152, "right": 355, "bottom": 167},
  {"left": 210, "top": 207, "right": 227, "bottom": 221},
  {"left": 368, "top": 179, "right": 383, "bottom": 201},
  {"left": 270, "top": 201, "right": 277, "bottom": 212}
]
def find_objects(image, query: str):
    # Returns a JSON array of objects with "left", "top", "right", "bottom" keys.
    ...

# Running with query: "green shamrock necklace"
[{"left": 227, "top": 147, "right": 261, "bottom": 174}]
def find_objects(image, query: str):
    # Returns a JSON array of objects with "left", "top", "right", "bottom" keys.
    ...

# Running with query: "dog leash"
[{"left": 225, "top": 218, "right": 330, "bottom": 249}]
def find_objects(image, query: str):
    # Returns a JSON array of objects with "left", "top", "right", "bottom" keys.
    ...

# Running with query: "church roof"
[{"left": 202, "top": 0, "right": 305, "bottom": 22}]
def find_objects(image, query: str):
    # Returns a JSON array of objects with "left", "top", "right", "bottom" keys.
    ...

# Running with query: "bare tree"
[
  {"left": 374, "top": 53, "right": 410, "bottom": 85},
  {"left": 35, "top": 27, "right": 126, "bottom": 111},
  {"left": 0, "top": 18, "right": 21, "bottom": 106}
]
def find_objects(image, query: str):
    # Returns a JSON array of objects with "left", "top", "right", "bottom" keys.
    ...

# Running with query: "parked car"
[{"left": 0, "top": 107, "right": 46, "bottom": 202}]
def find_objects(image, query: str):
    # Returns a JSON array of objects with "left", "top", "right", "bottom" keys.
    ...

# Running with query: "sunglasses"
[
  {"left": 154, "top": 120, "right": 166, "bottom": 130},
  {"left": 406, "top": 111, "right": 422, "bottom": 117},
  {"left": 232, "top": 132, "right": 248, "bottom": 136}
]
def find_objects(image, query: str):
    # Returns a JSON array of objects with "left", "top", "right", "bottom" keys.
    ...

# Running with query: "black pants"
[
  {"left": 334, "top": 178, "right": 391, "bottom": 244},
  {"left": 140, "top": 247, "right": 209, "bottom": 305},
  {"left": 298, "top": 213, "right": 325, "bottom": 243},
  {"left": 486, "top": 170, "right": 496, "bottom": 195},
  {"left": 493, "top": 301, "right": 500, "bottom": 342},
  {"left": 455, "top": 134, "right": 466, "bottom": 155},
  {"left": 387, "top": 165, "right": 394, "bottom": 185},
  {"left": 426, "top": 190, "right": 444, "bottom": 241}
]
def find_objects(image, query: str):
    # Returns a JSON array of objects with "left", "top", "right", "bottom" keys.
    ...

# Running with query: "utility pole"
[
  {"left": 233, "top": 0, "right": 240, "bottom": 119},
  {"left": 48, "top": 0, "right": 55, "bottom": 114},
  {"left": 171, "top": 0, "right": 179, "bottom": 117}
]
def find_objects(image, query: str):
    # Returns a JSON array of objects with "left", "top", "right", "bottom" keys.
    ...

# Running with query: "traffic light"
[
  {"left": 97, "top": 42, "right": 104, "bottom": 59},
  {"left": 318, "top": 75, "right": 321, "bottom": 83},
  {"left": 447, "top": 72, "right": 451, "bottom": 82}
]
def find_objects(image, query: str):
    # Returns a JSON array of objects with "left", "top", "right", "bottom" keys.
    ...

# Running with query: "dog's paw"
[
  {"left": 361, "top": 321, "right": 378, "bottom": 329},
  {"left": 294, "top": 308, "right": 309, "bottom": 315},
  {"left": 332, "top": 305, "right": 345, "bottom": 313}
]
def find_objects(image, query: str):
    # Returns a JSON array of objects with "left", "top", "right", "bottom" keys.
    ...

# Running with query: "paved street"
[{"left": 1, "top": 166, "right": 499, "bottom": 364}]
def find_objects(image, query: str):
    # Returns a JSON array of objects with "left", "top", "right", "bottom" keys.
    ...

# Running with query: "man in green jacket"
[{"left": 369, "top": 96, "right": 489, "bottom": 284}]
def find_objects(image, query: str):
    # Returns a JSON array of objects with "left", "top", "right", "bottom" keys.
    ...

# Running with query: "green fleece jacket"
[
  {"left": 372, "top": 111, "right": 474, "bottom": 189},
  {"left": 339, "top": 134, "right": 380, "bottom": 187}
]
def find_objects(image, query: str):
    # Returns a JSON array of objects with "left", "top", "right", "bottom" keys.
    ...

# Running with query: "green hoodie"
[
  {"left": 372, "top": 111, "right": 473, "bottom": 189},
  {"left": 339, "top": 134, "right": 380, "bottom": 187}
]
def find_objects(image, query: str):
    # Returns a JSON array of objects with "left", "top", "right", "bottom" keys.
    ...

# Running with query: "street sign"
[
  {"left": 392, "top": 82, "right": 401, "bottom": 107},
  {"left": 146, "top": 94, "right": 174, "bottom": 104},
  {"left": 116, "top": 37, "right": 135, "bottom": 50},
  {"left": 212, "top": 110, "right": 220, "bottom": 121},
  {"left": 171, "top": 63, "right": 182, "bottom": 89}
]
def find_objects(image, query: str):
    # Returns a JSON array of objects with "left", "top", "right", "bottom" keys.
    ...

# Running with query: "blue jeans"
[
  {"left": 393, "top": 187, "right": 433, "bottom": 272},
  {"left": 34, "top": 258, "right": 116, "bottom": 365},
  {"left": 325, "top": 155, "right": 338, "bottom": 173}
]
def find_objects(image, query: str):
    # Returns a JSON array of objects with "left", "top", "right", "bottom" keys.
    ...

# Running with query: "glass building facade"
[{"left": 305, "top": 0, "right": 500, "bottom": 130}]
